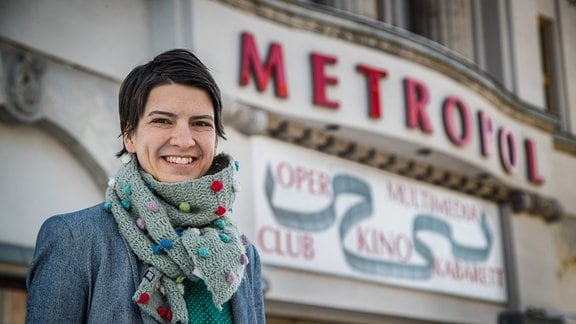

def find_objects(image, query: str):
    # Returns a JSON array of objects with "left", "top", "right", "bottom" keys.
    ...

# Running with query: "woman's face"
[{"left": 124, "top": 83, "right": 218, "bottom": 183}]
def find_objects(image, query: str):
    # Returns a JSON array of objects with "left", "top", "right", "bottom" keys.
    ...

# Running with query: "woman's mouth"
[{"left": 165, "top": 156, "right": 194, "bottom": 164}]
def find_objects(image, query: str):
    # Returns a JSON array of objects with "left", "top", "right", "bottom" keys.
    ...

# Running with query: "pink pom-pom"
[
  {"left": 147, "top": 201, "right": 159, "bottom": 212},
  {"left": 226, "top": 271, "right": 236, "bottom": 283},
  {"left": 136, "top": 218, "right": 147, "bottom": 231}
]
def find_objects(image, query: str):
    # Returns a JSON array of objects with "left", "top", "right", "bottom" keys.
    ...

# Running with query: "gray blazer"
[{"left": 26, "top": 203, "right": 265, "bottom": 323}]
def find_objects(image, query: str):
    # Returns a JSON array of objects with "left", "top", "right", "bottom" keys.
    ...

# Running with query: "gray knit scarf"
[{"left": 104, "top": 153, "right": 248, "bottom": 323}]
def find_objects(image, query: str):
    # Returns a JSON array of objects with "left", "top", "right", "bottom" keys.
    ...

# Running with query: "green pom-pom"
[
  {"left": 175, "top": 275, "right": 186, "bottom": 284},
  {"left": 179, "top": 202, "right": 191, "bottom": 212}
]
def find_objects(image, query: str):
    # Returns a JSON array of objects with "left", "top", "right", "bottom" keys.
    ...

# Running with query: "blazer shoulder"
[
  {"left": 245, "top": 243, "right": 261, "bottom": 260},
  {"left": 40, "top": 203, "right": 118, "bottom": 241}
]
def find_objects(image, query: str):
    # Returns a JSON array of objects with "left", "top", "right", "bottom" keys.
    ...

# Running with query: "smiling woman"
[
  {"left": 25, "top": 49, "right": 266, "bottom": 323},
  {"left": 124, "top": 84, "right": 218, "bottom": 182}
]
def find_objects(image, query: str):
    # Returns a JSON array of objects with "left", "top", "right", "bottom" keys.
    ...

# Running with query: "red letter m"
[{"left": 239, "top": 32, "right": 288, "bottom": 98}]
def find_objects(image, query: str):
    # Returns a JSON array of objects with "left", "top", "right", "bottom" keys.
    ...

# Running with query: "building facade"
[{"left": 1, "top": 0, "right": 575, "bottom": 323}]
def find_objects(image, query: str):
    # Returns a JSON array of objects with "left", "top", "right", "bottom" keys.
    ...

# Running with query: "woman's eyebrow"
[
  {"left": 190, "top": 115, "right": 214, "bottom": 121},
  {"left": 146, "top": 110, "right": 177, "bottom": 118},
  {"left": 146, "top": 110, "right": 214, "bottom": 120}
]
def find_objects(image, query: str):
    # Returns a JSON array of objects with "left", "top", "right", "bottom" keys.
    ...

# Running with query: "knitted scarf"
[{"left": 104, "top": 153, "right": 248, "bottom": 323}]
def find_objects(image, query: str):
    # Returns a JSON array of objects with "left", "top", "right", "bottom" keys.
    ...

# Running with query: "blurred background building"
[{"left": 1, "top": 0, "right": 576, "bottom": 323}]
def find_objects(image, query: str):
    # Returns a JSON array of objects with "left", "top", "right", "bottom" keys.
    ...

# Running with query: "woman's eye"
[
  {"left": 152, "top": 118, "right": 171, "bottom": 124},
  {"left": 195, "top": 121, "right": 213, "bottom": 127}
]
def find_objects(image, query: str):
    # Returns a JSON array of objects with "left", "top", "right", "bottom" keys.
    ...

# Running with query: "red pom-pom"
[
  {"left": 215, "top": 206, "right": 227, "bottom": 216},
  {"left": 211, "top": 180, "right": 224, "bottom": 192},
  {"left": 157, "top": 306, "right": 173, "bottom": 321},
  {"left": 136, "top": 292, "right": 150, "bottom": 304}
]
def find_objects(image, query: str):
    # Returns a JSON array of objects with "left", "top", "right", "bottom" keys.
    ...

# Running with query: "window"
[
  {"left": 305, "top": 0, "right": 476, "bottom": 60},
  {"left": 300, "top": 0, "right": 514, "bottom": 90},
  {"left": 309, "top": 0, "right": 382, "bottom": 20},
  {"left": 406, "top": 0, "right": 475, "bottom": 60},
  {"left": 538, "top": 16, "right": 558, "bottom": 114}
]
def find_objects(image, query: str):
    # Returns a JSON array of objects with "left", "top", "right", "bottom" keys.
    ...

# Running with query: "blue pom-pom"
[
  {"left": 104, "top": 201, "right": 112, "bottom": 212},
  {"left": 219, "top": 233, "right": 230, "bottom": 243},
  {"left": 159, "top": 239, "right": 173, "bottom": 249},
  {"left": 198, "top": 246, "right": 210, "bottom": 258},
  {"left": 152, "top": 244, "right": 163, "bottom": 255},
  {"left": 144, "top": 182, "right": 156, "bottom": 194},
  {"left": 122, "top": 183, "right": 132, "bottom": 196},
  {"left": 121, "top": 199, "right": 131, "bottom": 210},
  {"left": 214, "top": 219, "right": 225, "bottom": 229}
]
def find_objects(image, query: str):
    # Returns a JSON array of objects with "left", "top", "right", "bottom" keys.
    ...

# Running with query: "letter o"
[
  {"left": 442, "top": 96, "right": 472, "bottom": 147},
  {"left": 275, "top": 162, "right": 294, "bottom": 188}
]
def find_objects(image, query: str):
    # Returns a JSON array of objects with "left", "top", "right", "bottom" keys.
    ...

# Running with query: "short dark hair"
[{"left": 116, "top": 49, "right": 225, "bottom": 157}]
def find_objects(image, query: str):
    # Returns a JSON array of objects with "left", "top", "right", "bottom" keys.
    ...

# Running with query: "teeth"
[{"left": 166, "top": 156, "right": 193, "bottom": 164}]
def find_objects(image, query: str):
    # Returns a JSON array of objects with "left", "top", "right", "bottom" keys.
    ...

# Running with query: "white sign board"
[{"left": 252, "top": 137, "right": 507, "bottom": 302}]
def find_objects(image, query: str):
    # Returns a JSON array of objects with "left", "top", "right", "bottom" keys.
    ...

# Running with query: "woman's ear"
[{"left": 124, "top": 134, "right": 136, "bottom": 153}]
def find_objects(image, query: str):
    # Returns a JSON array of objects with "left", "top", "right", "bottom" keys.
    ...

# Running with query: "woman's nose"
[{"left": 170, "top": 125, "right": 196, "bottom": 147}]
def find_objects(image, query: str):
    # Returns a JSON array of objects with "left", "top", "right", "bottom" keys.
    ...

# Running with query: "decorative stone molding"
[
  {"left": 510, "top": 190, "right": 562, "bottom": 222},
  {"left": 560, "top": 216, "right": 576, "bottom": 262},
  {"left": 0, "top": 44, "right": 111, "bottom": 192},
  {"left": 36, "top": 119, "right": 111, "bottom": 192},
  {"left": 554, "top": 131, "right": 576, "bottom": 155},
  {"left": 222, "top": 96, "right": 269, "bottom": 135},
  {"left": 0, "top": 49, "right": 44, "bottom": 124}
]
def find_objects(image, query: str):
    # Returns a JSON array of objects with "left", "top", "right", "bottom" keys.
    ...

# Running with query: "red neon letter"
[
  {"left": 356, "top": 64, "right": 388, "bottom": 119},
  {"left": 525, "top": 139, "right": 545, "bottom": 185},
  {"left": 403, "top": 78, "right": 433, "bottom": 133},
  {"left": 442, "top": 96, "right": 472, "bottom": 147},
  {"left": 239, "top": 31, "right": 288, "bottom": 98},
  {"left": 477, "top": 110, "right": 494, "bottom": 157},
  {"left": 310, "top": 52, "right": 339, "bottom": 109},
  {"left": 498, "top": 128, "right": 519, "bottom": 174}
]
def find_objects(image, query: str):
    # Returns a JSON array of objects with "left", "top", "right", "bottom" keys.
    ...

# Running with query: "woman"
[{"left": 26, "top": 49, "right": 265, "bottom": 323}]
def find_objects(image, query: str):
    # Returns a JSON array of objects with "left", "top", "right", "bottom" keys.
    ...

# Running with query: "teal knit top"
[{"left": 184, "top": 279, "right": 233, "bottom": 324}]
